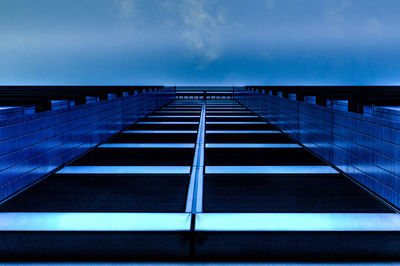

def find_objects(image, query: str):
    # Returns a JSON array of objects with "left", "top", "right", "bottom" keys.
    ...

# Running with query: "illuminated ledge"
[
  {"left": 206, "top": 105, "right": 245, "bottom": 107},
  {"left": 123, "top": 130, "right": 197, "bottom": 134},
  {"left": 168, "top": 101, "right": 202, "bottom": 103},
  {"left": 57, "top": 166, "right": 191, "bottom": 174},
  {"left": 206, "top": 105, "right": 241, "bottom": 106},
  {"left": 206, "top": 122, "right": 267, "bottom": 124},
  {"left": 0, "top": 213, "right": 191, "bottom": 231},
  {"left": 166, "top": 104, "right": 202, "bottom": 105},
  {"left": 99, "top": 143, "right": 195, "bottom": 148},
  {"left": 165, "top": 107, "right": 201, "bottom": 109},
  {"left": 195, "top": 213, "right": 400, "bottom": 231},
  {"left": 156, "top": 111, "right": 201, "bottom": 113},
  {"left": 205, "top": 144, "right": 301, "bottom": 148},
  {"left": 137, "top": 122, "right": 199, "bottom": 124},
  {"left": 206, "top": 115, "right": 258, "bottom": 118},
  {"left": 206, "top": 104, "right": 238, "bottom": 105},
  {"left": 162, "top": 108, "right": 201, "bottom": 110},
  {"left": 206, "top": 106, "right": 241, "bottom": 108},
  {"left": 206, "top": 111, "right": 252, "bottom": 113},
  {"left": 167, "top": 105, "right": 202, "bottom": 107},
  {"left": 206, "top": 130, "right": 280, "bottom": 134},
  {"left": 204, "top": 92, "right": 234, "bottom": 94},
  {"left": 205, "top": 166, "right": 338, "bottom": 174},
  {"left": 206, "top": 108, "right": 247, "bottom": 110},
  {"left": 148, "top": 115, "right": 200, "bottom": 118},
  {"left": 0, "top": 107, "right": 15, "bottom": 110}
]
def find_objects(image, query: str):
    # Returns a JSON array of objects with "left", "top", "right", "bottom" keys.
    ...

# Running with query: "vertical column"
[{"left": 185, "top": 103, "right": 206, "bottom": 213}]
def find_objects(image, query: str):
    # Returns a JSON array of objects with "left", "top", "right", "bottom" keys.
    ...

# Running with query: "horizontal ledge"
[
  {"left": 137, "top": 122, "right": 199, "bottom": 124},
  {"left": 206, "top": 108, "right": 247, "bottom": 110},
  {"left": 206, "top": 122, "right": 267, "bottom": 124},
  {"left": 57, "top": 166, "right": 191, "bottom": 174},
  {"left": 156, "top": 111, "right": 201, "bottom": 113},
  {"left": 206, "top": 130, "right": 280, "bottom": 134},
  {"left": 148, "top": 116, "right": 200, "bottom": 118},
  {"left": 206, "top": 111, "right": 252, "bottom": 113},
  {"left": 205, "top": 144, "right": 301, "bottom": 148},
  {"left": 162, "top": 108, "right": 201, "bottom": 110},
  {"left": 205, "top": 166, "right": 338, "bottom": 174},
  {"left": 0, "top": 213, "right": 191, "bottom": 231},
  {"left": 206, "top": 115, "right": 258, "bottom": 118},
  {"left": 167, "top": 104, "right": 202, "bottom": 107},
  {"left": 123, "top": 130, "right": 197, "bottom": 134},
  {"left": 207, "top": 106, "right": 241, "bottom": 108},
  {"left": 99, "top": 143, "right": 195, "bottom": 148},
  {"left": 166, "top": 104, "right": 202, "bottom": 106},
  {"left": 195, "top": 213, "right": 400, "bottom": 231},
  {"left": 176, "top": 91, "right": 209, "bottom": 95},
  {"left": 204, "top": 92, "right": 233, "bottom": 94}
]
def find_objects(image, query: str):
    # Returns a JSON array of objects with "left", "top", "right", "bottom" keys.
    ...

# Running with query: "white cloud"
[
  {"left": 119, "top": 0, "right": 137, "bottom": 20},
  {"left": 324, "top": 1, "right": 350, "bottom": 25},
  {"left": 115, "top": 0, "right": 225, "bottom": 63},
  {"left": 365, "top": 18, "right": 382, "bottom": 36},
  {"left": 323, "top": 1, "right": 352, "bottom": 38},
  {"left": 265, "top": 0, "right": 274, "bottom": 11},
  {"left": 178, "top": 0, "right": 223, "bottom": 63}
]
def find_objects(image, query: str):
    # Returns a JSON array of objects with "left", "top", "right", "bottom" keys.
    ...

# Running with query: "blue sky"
[{"left": 0, "top": 0, "right": 399, "bottom": 85}]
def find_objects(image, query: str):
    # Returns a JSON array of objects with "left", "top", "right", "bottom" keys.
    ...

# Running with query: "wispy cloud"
[
  {"left": 119, "top": 0, "right": 137, "bottom": 19},
  {"left": 178, "top": 0, "right": 224, "bottom": 63},
  {"left": 264, "top": 0, "right": 274, "bottom": 11},
  {"left": 324, "top": 0, "right": 350, "bottom": 23},
  {"left": 1, "top": 0, "right": 400, "bottom": 85},
  {"left": 364, "top": 18, "right": 382, "bottom": 37},
  {"left": 116, "top": 0, "right": 226, "bottom": 64}
]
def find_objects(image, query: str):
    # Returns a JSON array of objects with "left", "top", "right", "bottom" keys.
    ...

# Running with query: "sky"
[{"left": 0, "top": 0, "right": 400, "bottom": 86}]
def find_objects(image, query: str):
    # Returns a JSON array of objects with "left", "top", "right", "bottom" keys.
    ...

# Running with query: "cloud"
[
  {"left": 265, "top": 0, "right": 274, "bottom": 11},
  {"left": 178, "top": 0, "right": 223, "bottom": 63},
  {"left": 119, "top": 0, "right": 137, "bottom": 20},
  {"left": 323, "top": 0, "right": 352, "bottom": 38},
  {"left": 115, "top": 0, "right": 225, "bottom": 64},
  {"left": 324, "top": 1, "right": 350, "bottom": 25},
  {"left": 365, "top": 18, "right": 382, "bottom": 37}
]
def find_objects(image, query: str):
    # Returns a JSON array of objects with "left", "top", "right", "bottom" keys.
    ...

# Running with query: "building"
[{"left": 0, "top": 86, "right": 400, "bottom": 262}]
